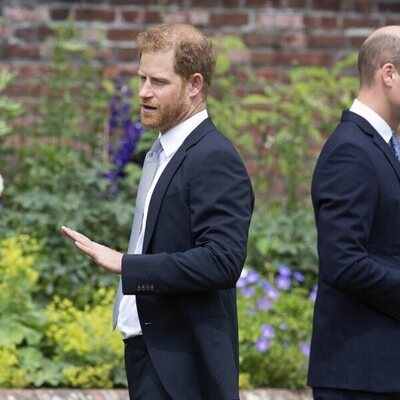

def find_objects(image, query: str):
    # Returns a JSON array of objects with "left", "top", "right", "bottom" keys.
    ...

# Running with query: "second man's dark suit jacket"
[
  {"left": 309, "top": 111, "right": 400, "bottom": 393},
  {"left": 121, "top": 118, "right": 254, "bottom": 400}
]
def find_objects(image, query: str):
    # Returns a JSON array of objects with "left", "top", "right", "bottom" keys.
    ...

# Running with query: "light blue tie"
[
  {"left": 390, "top": 132, "right": 400, "bottom": 163},
  {"left": 113, "top": 138, "right": 163, "bottom": 329}
]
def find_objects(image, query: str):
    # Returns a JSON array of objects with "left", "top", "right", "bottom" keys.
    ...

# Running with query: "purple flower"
[
  {"left": 299, "top": 342, "right": 311, "bottom": 357},
  {"left": 309, "top": 284, "right": 318, "bottom": 302},
  {"left": 246, "top": 269, "right": 260, "bottom": 284},
  {"left": 236, "top": 277, "right": 247, "bottom": 289},
  {"left": 260, "top": 280, "right": 280, "bottom": 300},
  {"left": 278, "top": 264, "right": 291, "bottom": 277},
  {"left": 105, "top": 76, "right": 145, "bottom": 190},
  {"left": 257, "top": 296, "right": 271, "bottom": 311},
  {"left": 255, "top": 337, "right": 270, "bottom": 353},
  {"left": 293, "top": 271, "right": 305, "bottom": 282},
  {"left": 241, "top": 286, "right": 255, "bottom": 298},
  {"left": 245, "top": 308, "right": 256, "bottom": 315},
  {"left": 279, "top": 323, "right": 288, "bottom": 330},
  {"left": 276, "top": 274, "right": 291, "bottom": 291},
  {"left": 260, "top": 324, "right": 275, "bottom": 339}
]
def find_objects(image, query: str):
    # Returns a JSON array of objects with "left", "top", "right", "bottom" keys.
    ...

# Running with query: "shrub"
[
  {"left": 237, "top": 266, "right": 316, "bottom": 389},
  {"left": 46, "top": 288, "right": 125, "bottom": 388},
  {"left": 0, "top": 235, "right": 59, "bottom": 387}
]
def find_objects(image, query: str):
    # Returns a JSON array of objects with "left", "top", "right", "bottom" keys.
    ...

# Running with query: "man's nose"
[{"left": 139, "top": 80, "right": 153, "bottom": 98}]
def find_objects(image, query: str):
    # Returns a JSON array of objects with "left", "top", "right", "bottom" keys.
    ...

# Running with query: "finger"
[
  {"left": 61, "top": 226, "right": 91, "bottom": 245},
  {"left": 75, "top": 240, "right": 96, "bottom": 258}
]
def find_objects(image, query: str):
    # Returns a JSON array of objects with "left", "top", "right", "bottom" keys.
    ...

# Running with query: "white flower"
[{"left": 0, "top": 174, "right": 3, "bottom": 197}]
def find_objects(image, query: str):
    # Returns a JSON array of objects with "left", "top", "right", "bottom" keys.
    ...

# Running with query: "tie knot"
[{"left": 147, "top": 138, "right": 163, "bottom": 159}]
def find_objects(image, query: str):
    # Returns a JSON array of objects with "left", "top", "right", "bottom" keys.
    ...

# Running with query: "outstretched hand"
[{"left": 60, "top": 225, "right": 123, "bottom": 274}]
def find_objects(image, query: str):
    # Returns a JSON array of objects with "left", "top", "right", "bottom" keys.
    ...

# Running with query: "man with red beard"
[{"left": 61, "top": 23, "right": 254, "bottom": 400}]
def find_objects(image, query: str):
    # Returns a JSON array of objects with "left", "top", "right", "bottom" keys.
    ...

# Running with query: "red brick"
[
  {"left": 0, "top": 23, "right": 12, "bottom": 39},
  {"left": 246, "top": 0, "right": 280, "bottom": 7},
  {"left": 3, "top": 44, "right": 42, "bottom": 60},
  {"left": 228, "top": 49, "right": 251, "bottom": 64},
  {"left": 378, "top": 1, "right": 400, "bottom": 12},
  {"left": 50, "top": 7, "right": 70, "bottom": 20},
  {"left": 4, "top": 81, "right": 45, "bottom": 97},
  {"left": 276, "top": 51, "right": 334, "bottom": 66},
  {"left": 111, "top": 0, "right": 149, "bottom": 4},
  {"left": 282, "top": 31, "right": 306, "bottom": 48},
  {"left": 308, "top": 34, "right": 347, "bottom": 49},
  {"left": 11, "top": 64, "right": 50, "bottom": 79},
  {"left": 103, "top": 65, "right": 138, "bottom": 79},
  {"left": 304, "top": 15, "right": 319, "bottom": 29},
  {"left": 354, "top": 0, "right": 374, "bottom": 12},
  {"left": 95, "top": 47, "right": 116, "bottom": 62},
  {"left": 187, "top": 0, "right": 219, "bottom": 6},
  {"left": 222, "top": 0, "right": 240, "bottom": 7},
  {"left": 349, "top": 35, "right": 369, "bottom": 48},
  {"left": 251, "top": 50, "right": 276, "bottom": 66},
  {"left": 117, "top": 47, "right": 139, "bottom": 62},
  {"left": 144, "top": 11, "right": 163, "bottom": 23},
  {"left": 313, "top": 0, "right": 342, "bottom": 11},
  {"left": 15, "top": 27, "right": 38, "bottom": 42},
  {"left": 210, "top": 12, "right": 248, "bottom": 25},
  {"left": 287, "top": 0, "right": 308, "bottom": 8},
  {"left": 343, "top": 17, "right": 380, "bottom": 29},
  {"left": 121, "top": 10, "right": 142, "bottom": 23},
  {"left": 75, "top": 8, "right": 116, "bottom": 23},
  {"left": 243, "top": 32, "right": 281, "bottom": 47},
  {"left": 107, "top": 28, "right": 141, "bottom": 41},
  {"left": 38, "top": 25, "right": 55, "bottom": 41},
  {"left": 256, "top": 67, "right": 287, "bottom": 80}
]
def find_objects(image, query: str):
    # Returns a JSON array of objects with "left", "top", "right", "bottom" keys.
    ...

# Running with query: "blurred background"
[{"left": 0, "top": 0, "right": 395, "bottom": 392}]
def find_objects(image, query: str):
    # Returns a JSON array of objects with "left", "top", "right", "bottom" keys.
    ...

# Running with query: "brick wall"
[{"left": 0, "top": 0, "right": 398, "bottom": 100}]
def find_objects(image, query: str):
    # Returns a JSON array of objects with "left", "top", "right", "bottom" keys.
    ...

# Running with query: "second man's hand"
[{"left": 60, "top": 225, "right": 123, "bottom": 274}]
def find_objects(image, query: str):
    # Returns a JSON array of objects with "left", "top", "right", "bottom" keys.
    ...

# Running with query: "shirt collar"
[
  {"left": 159, "top": 110, "right": 208, "bottom": 157},
  {"left": 350, "top": 98, "right": 393, "bottom": 143}
]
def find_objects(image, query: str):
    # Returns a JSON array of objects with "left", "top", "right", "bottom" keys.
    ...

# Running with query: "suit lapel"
[
  {"left": 142, "top": 118, "right": 216, "bottom": 253},
  {"left": 342, "top": 110, "right": 400, "bottom": 181}
]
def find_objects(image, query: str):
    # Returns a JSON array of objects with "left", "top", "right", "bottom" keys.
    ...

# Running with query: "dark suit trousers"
[
  {"left": 313, "top": 388, "right": 400, "bottom": 400},
  {"left": 124, "top": 336, "right": 172, "bottom": 400}
]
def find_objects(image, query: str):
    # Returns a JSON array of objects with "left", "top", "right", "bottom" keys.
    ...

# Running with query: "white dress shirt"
[
  {"left": 117, "top": 109, "right": 209, "bottom": 339},
  {"left": 350, "top": 98, "right": 393, "bottom": 143}
]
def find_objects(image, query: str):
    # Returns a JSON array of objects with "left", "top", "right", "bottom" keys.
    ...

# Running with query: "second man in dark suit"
[{"left": 309, "top": 25, "right": 400, "bottom": 399}]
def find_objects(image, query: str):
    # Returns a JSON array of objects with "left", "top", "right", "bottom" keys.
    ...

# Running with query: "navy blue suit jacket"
[
  {"left": 121, "top": 118, "right": 254, "bottom": 400},
  {"left": 308, "top": 111, "right": 400, "bottom": 392}
]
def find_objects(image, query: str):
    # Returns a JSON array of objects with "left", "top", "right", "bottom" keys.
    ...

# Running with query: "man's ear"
[
  {"left": 382, "top": 63, "right": 397, "bottom": 87},
  {"left": 189, "top": 73, "right": 204, "bottom": 97}
]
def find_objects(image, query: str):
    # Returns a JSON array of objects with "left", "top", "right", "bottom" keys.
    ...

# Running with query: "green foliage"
[
  {"left": 243, "top": 55, "right": 358, "bottom": 210},
  {"left": 46, "top": 288, "right": 125, "bottom": 388},
  {"left": 238, "top": 268, "right": 314, "bottom": 388},
  {"left": 0, "top": 235, "right": 125, "bottom": 388},
  {"left": 248, "top": 205, "right": 318, "bottom": 275},
  {"left": 0, "top": 69, "right": 24, "bottom": 136},
  {"left": 3, "top": 144, "right": 140, "bottom": 305},
  {"left": 36, "top": 20, "right": 107, "bottom": 151},
  {"left": 0, "top": 235, "right": 59, "bottom": 387}
]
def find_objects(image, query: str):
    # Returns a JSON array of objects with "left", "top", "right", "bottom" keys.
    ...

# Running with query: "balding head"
[
  {"left": 137, "top": 23, "right": 216, "bottom": 98},
  {"left": 358, "top": 25, "right": 400, "bottom": 87}
]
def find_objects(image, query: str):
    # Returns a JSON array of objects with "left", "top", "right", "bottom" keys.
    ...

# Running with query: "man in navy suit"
[
  {"left": 62, "top": 23, "right": 254, "bottom": 400},
  {"left": 309, "top": 26, "right": 400, "bottom": 399}
]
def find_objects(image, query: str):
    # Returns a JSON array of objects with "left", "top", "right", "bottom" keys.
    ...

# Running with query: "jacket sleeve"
[
  {"left": 313, "top": 140, "right": 400, "bottom": 319},
  {"left": 121, "top": 145, "right": 254, "bottom": 295}
]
